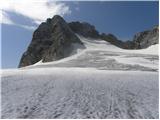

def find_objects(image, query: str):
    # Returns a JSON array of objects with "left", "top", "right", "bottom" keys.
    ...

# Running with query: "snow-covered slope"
[
  {"left": 1, "top": 36, "right": 159, "bottom": 119},
  {"left": 28, "top": 35, "right": 158, "bottom": 71},
  {"left": 1, "top": 68, "right": 158, "bottom": 119}
]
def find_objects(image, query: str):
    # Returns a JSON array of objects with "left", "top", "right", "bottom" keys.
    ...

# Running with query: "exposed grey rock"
[
  {"left": 100, "top": 33, "right": 126, "bottom": 48},
  {"left": 68, "top": 21, "right": 100, "bottom": 38},
  {"left": 133, "top": 25, "right": 159, "bottom": 49},
  {"left": 19, "top": 15, "right": 83, "bottom": 67},
  {"left": 100, "top": 26, "right": 159, "bottom": 49},
  {"left": 122, "top": 41, "right": 135, "bottom": 49}
]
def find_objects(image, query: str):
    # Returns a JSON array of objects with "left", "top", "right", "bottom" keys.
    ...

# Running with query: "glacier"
[{"left": 1, "top": 36, "right": 159, "bottom": 118}]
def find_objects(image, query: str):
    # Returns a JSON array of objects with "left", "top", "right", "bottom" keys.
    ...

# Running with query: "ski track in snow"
[{"left": 1, "top": 36, "right": 159, "bottom": 118}]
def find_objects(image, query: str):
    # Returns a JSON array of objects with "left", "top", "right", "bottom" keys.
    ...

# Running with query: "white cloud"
[
  {"left": 1, "top": 10, "right": 14, "bottom": 25},
  {"left": 0, "top": 0, "right": 71, "bottom": 29}
]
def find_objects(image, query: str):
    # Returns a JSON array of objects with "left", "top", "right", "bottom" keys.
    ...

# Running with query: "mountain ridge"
[{"left": 19, "top": 15, "right": 159, "bottom": 67}]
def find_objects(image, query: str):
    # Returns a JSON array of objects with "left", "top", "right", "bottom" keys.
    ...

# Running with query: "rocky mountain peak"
[
  {"left": 132, "top": 25, "right": 159, "bottom": 49},
  {"left": 19, "top": 15, "right": 83, "bottom": 68}
]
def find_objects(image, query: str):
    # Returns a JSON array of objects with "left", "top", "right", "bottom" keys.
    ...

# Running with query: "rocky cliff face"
[
  {"left": 132, "top": 25, "right": 159, "bottom": 49},
  {"left": 100, "top": 26, "right": 159, "bottom": 49},
  {"left": 68, "top": 22, "right": 100, "bottom": 38},
  {"left": 100, "top": 33, "right": 125, "bottom": 48},
  {"left": 19, "top": 15, "right": 83, "bottom": 67}
]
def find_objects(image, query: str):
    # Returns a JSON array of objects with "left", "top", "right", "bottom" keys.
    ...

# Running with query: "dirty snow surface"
[{"left": 1, "top": 36, "right": 159, "bottom": 119}]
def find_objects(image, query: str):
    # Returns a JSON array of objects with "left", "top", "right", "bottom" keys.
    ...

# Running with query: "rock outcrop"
[
  {"left": 68, "top": 22, "right": 100, "bottom": 38},
  {"left": 100, "top": 26, "right": 159, "bottom": 49},
  {"left": 19, "top": 15, "right": 83, "bottom": 67},
  {"left": 132, "top": 25, "right": 159, "bottom": 49},
  {"left": 100, "top": 33, "right": 125, "bottom": 48}
]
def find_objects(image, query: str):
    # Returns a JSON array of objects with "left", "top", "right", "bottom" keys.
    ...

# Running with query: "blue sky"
[{"left": 1, "top": 1, "right": 159, "bottom": 68}]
